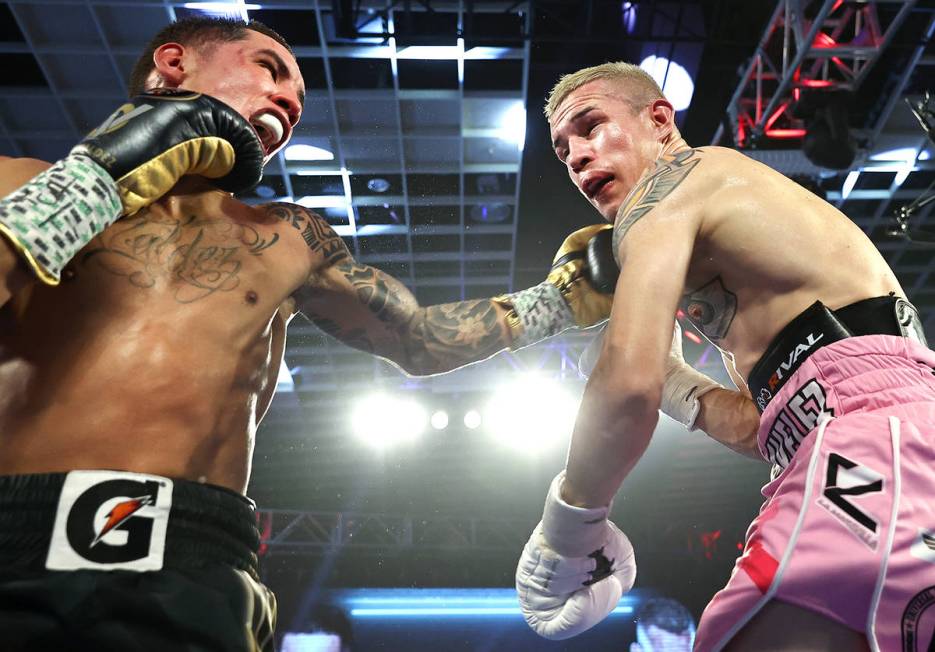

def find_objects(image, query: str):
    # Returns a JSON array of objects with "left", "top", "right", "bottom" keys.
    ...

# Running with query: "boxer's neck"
[{"left": 157, "top": 176, "right": 238, "bottom": 217}]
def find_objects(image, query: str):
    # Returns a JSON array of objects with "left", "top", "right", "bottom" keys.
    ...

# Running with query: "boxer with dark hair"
[
  {"left": 0, "top": 17, "right": 617, "bottom": 650},
  {"left": 516, "top": 61, "right": 934, "bottom": 651}
]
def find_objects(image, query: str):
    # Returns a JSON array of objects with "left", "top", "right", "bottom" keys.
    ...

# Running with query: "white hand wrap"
[
  {"left": 579, "top": 322, "right": 722, "bottom": 430},
  {"left": 516, "top": 472, "right": 637, "bottom": 640},
  {"left": 662, "top": 321, "right": 722, "bottom": 430}
]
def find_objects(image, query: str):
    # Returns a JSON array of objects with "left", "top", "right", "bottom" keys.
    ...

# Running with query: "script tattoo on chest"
[
  {"left": 82, "top": 213, "right": 278, "bottom": 303},
  {"left": 266, "top": 203, "right": 349, "bottom": 266},
  {"left": 612, "top": 148, "right": 701, "bottom": 260},
  {"left": 679, "top": 275, "right": 737, "bottom": 342}
]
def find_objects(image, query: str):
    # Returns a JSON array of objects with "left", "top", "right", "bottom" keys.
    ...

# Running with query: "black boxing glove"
[
  {"left": 0, "top": 90, "right": 263, "bottom": 284},
  {"left": 493, "top": 224, "right": 617, "bottom": 349},
  {"left": 586, "top": 226, "right": 619, "bottom": 294}
]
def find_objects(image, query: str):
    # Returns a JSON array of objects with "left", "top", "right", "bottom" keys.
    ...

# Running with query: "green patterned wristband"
[{"left": 0, "top": 153, "right": 121, "bottom": 284}]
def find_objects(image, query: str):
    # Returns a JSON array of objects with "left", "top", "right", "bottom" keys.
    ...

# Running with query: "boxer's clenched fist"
[
  {"left": 0, "top": 90, "right": 264, "bottom": 284},
  {"left": 74, "top": 89, "right": 264, "bottom": 214},
  {"left": 546, "top": 224, "right": 616, "bottom": 327},
  {"left": 516, "top": 472, "right": 636, "bottom": 640},
  {"left": 494, "top": 224, "right": 618, "bottom": 349}
]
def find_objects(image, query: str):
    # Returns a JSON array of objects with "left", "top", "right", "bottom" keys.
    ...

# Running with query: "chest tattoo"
[
  {"left": 82, "top": 214, "right": 278, "bottom": 304},
  {"left": 679, "top": 276, "right": 737, "bottom": 342}
]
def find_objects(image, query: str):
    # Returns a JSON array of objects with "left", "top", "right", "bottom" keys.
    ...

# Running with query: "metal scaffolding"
[
  {"left": 713, "top": 0, "right": 916, "bottom": 148},
  {"left": 256, "top": 508, "right": 534, "bottom": 555}
]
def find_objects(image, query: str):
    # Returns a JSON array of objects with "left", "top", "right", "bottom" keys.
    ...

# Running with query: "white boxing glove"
[{"left": 516, "top": 472, "right": 636, "bottom": 640}]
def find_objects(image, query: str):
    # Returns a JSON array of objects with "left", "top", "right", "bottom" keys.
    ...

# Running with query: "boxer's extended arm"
[
  {"left": 0, "top": 157, "right": 51, "bottom": 305},
  {"left": 562, "top": 149, "right": 704, "bottom": 508},
  {"left": 286, "top": 203, "right": 613, "bottom": 374}
]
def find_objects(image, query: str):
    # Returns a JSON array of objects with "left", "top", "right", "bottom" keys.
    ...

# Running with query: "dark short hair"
[
  {"left": 128, "top": 16, "right": 294, "bottom": 97},
  {"left": 635, "top": 597, "right": 695, "bottom": 635}
]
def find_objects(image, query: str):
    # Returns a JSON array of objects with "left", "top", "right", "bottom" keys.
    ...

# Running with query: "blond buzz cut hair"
[{"left": 544, "top": 61, "right": 665, "bottom": 120}]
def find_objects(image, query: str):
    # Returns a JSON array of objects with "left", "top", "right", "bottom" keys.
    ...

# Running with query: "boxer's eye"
[{"left": 260, "top": 61, "right": 277, "bottom": 80}]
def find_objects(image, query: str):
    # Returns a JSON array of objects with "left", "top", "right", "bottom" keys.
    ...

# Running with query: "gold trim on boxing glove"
[
  {"left": 117, "top": 137, "right": 237, "bottom": 215},
  {"left": 0, "top": 221, "right": 58, "bottom": 285}
]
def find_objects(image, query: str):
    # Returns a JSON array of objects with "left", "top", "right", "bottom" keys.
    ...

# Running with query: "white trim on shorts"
[
  {"left": 866, "top": 416, "right": 902, "bottom": 652},
  {"left": 710, "top": 415, "right": 834, "bottom": 651}
]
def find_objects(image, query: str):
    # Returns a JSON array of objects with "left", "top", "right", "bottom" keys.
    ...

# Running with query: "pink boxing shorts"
[{"left": 694, "top": 335, "right": 935, "bottom": 651}]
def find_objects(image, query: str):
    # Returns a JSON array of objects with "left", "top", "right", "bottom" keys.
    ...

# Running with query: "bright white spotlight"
[
  {"left": 276, "top": 360, "right": 294, "bottom": 393},
  {"left": 281, "top": 632, "right": 342, "bottom": 652},
  {"left": 285, "top": 144, "right": 335, "bottom": 161},
  {"left": 840, "top": 170, "right": 860, "bottom": 201},
  {"left": 870, "top": 147, "right": 920, "bottom": 162},
  {"left": 396, "top": 45, "right": 461, "bottom": 60},
  {"left": 463, "top": 409, "right": 482, "bottom": 430},
  {"left": 639, "top": 55, "right": 694, "bottom": 112},
  {"left": 431, "top": 410, "right": 449, "bottom": 430},
  {"left": 498, "top": 102, "right": 527, "bottom": 150},
  {"left": 351, "top": 394, "right": 427, "bottom": 449},
  {"left": 184, "top": 2, "right": 260, "bottom": 11},
  {"left": 484, "top": 374, "right": 579, "bottom": 453}
]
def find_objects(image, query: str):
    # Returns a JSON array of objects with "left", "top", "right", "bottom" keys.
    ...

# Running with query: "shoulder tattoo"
[
  {"left": 266, "top": 202, "right": 350, "bottom": 266},
  {"left": 612, "top": 148, "right": 701, "bottom": 258}
]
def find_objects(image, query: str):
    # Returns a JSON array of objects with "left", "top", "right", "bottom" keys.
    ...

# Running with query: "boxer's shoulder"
[{"left": 260, "top": 201, "right": 351, "bottom": 268}]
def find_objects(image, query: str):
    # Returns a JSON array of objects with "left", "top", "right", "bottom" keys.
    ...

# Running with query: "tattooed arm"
[
  {"left": 271, "top": 203, "right": 513, "bottom": 376},
  {"left": 562, "top": 148, "right": 711, "bottom": 507}
]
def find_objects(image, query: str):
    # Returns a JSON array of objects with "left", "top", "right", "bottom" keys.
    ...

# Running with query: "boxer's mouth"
[
  {"left": 582, "top": 173, "right": 613, "bottom": 200},
  {"left": 250, "top": 111, "right": 287, "bottom": 156}
]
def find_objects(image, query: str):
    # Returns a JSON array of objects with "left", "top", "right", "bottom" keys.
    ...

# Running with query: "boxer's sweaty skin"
[
  {"left": 549, "top": 81, "right": 903, "bottom": 383},
  {"left": 551, "top": 81, "right": 904, "bottom": 502},
  {"left": 0, "top": 172, "right": 512, "bottom": 492},
  {"left": 635, "top": 145, "right": 903, "bottom": 379}
]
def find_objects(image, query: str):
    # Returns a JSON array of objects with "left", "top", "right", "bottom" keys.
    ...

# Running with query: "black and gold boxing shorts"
[{"left": 0, "top": 470, "right": 276, "bottom": 651}]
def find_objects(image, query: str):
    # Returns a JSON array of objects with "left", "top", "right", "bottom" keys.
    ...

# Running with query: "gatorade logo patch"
[{"left": 46, "top": 470, "right": 172, "bottom": 572}]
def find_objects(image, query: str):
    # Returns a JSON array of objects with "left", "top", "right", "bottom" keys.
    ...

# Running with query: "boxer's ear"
[
  {"left": 648, "top": 98, "right": 676, "bottom": 141},
  {"left": 152, "top": 42, "right": 187, "bottom": 87}
]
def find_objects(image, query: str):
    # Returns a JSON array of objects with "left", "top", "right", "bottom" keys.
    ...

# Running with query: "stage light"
[
  {"left": 183, "top": 2, "right": 259, "bottom": 12},
  {"left": 341, "top": 588, "right": 634, "bottom": 618},
  {"left": 430, "top": 410, "right": 449, "bottom": 430},
  {"left": 483, "top": 374, "right": 579, "bottom": 453},
  {"left": 639, "top": 56, "right": 694, "bottom": 112},
  {"left": 276, "top": 360, "right": 294, "bottom": 392},
  {"left": 295, "top": 196, "right": 347, "bottom": 209},
  {"left": 498, "top": 101, "right": 527, "bottom": 150},
  {"left": 281, "top": 632, "right": 342, "bottom": 652},
  {"left": 396, "top": 45, "right": 460, "bottom": 60},
  {"left": 840, "top": 170, "right": 860, "bottom": 201},
  {"left": 794, "top": 89, "right": 856, "bottom": 170},
  {"left": 871, "top": 147, "right": 921, "bottom": 162},
  {"left": 285, "top": 144, "right": 335, "bottom": 161},
  {"left": 463, "top": 409, "right": 482, "bottom": 430},
  {"left": 351, "top": 394, "right": 427, "bottom": 449}
]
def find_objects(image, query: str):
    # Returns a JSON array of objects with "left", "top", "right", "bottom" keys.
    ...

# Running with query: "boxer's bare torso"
[
  {"left": 658, "top": 146, "right": 903, "bottom": 381},
  {"left": 0, "top": 174, "right": 315, "bottom": 491},
  {"left": 549, "top": 81, "right": 903, "bottom": 388},
  {"left": 0, "top": 166, "right": 510, "bottom": 492}
]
